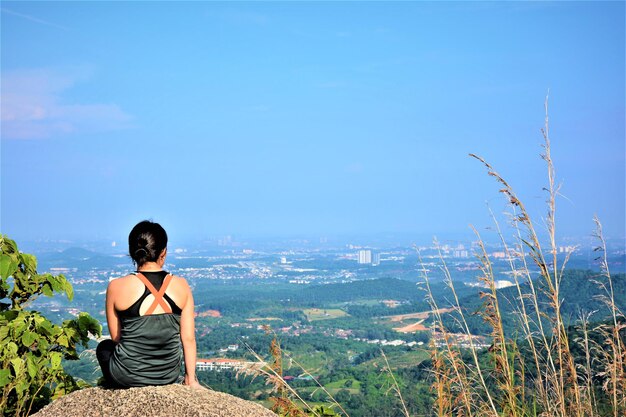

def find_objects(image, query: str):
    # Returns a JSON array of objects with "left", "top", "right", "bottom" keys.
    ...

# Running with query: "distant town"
[
  {"left": 36, "top": 235, "right": 620, "bottom": 289},
  {"left": 19, "top": 234, "right": 626, "bottom": 415}
]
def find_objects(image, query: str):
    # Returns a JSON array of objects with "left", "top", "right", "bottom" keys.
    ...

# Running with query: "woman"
[{"left": 96, "top": 220, "right": 201, "bottom": 388}]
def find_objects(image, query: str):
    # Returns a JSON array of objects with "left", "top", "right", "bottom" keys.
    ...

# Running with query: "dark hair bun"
[{"left": 128, "top": 220, "right": 168, "bottom": 267}]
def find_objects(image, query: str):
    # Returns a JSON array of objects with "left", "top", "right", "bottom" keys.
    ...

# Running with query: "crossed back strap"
[{"left": 134, "top": 272, "right": 174, "bottom": 315}]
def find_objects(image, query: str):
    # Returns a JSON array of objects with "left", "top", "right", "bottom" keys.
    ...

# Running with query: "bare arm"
[
  {"left": 105, "top": 280, "right": 121, "bottom": 342},
  {"left": 180, "top": 278, "right": 201, "bottom": 388}
]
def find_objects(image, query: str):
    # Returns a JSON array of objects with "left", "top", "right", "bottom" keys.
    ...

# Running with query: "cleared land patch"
[
  {"left": 393, "top": 321, "right": 428, "bottom": 333},
  {"left": 382, "top": 299, "right": 401, "bottom": 308},
  {"left": 246, "top": 317, "right": 282, "bottom": 322},
  {"left": 303, "top": 308, "right": 349, "bottom": 321},
  {"left": 357, "top": 349, "right": 430, "bottom": 370},
  {"left": 197, "top": 309, "right": 221, "bottom": 318},
  {"left": 325, "top": 378, "right": 362, "bottom": 390},
  {"left": 385, "top": 307, "right": 456, "bottom": 322},
  {"left": 384, "top": 307, "right": 456, "bottom": 333}
]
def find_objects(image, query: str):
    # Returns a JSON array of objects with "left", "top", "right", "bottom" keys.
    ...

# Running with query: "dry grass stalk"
[
  {"left": 241, "top": 328, "right": 349, "bottom": 417},
  {"left": 468, "top": 98, "right": 583, "bottom": 416},
  {"left": 422, "top": 96, "right": 624, "bottom": 417},
  {"left": 489, "top": 205, "right": 550, "bottom": 410},
  {"left": 429, "top": 336, "right": 453, "bottom": 417},
  {"left": 592, "top": 216, "right": 626, "bottom": 416},
  {"left": 280, "top": 352, "right": 350, "bottom": 417},
  {"left": 575, "top": 312, "right": 599, "bottom": 416},
  {"left": 471, "top": 226, "right": 520, "bottom": 417},
  {"left": 436, "top": 242, "right": 500, "bottom": 416},
  {"left": 241, "top": 332, "right": 316, "bottom": 417},
  {"left": 417, "top": 247, "right": 498, "bottom": 416},
  {"left": 380, "top": 350, "right": 411, "bottom": 417},
  {"left": 417, "top": 248, "right": 473, "bottom": 416},
  {"left": 540, "top": 97, "right": 582, "bottom": 417}
]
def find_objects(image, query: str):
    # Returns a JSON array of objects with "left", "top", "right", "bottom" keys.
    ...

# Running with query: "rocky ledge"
[{"left": 31, "top": 384, "right": 276, "bottom": 417}]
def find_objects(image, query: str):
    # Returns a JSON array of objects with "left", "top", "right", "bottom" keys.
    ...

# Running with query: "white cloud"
[{"left": 1, "top": 68, "right": 133, "bottom": 139}]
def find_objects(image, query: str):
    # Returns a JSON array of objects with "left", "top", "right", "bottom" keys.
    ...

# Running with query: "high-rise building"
[
  {"left": 453, "top": 250, "right": 469, "bottom": 258},
  {"left": 358, "top": 249, "right": 372, "bottom": 264},
  {"left": 372, "top": 252, "right": 380, "bottom": 266},
  {"left": 218, "top": 235, "right": 232, "bottom": 246}
]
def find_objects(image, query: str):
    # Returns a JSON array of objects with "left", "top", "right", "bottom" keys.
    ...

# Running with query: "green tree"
[{"left": 0, "top": 236, "right": 101, "bottom": 416}]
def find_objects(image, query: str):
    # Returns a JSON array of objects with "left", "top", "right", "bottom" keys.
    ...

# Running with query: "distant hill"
[
  {"left": 60, "top": 247, "right": 98, "bottom": 259},
  {"left": 38, "top": 247, "right": 127, "bottom": 270},
  {"left": 302, "top": 277, "right": 423, "bottom": 303},
  {"left": 499, "top": 269, "right": 625, "bottom": 318},
  {"left": 194, "top": 276, "right": 472, "bottom": 320},
  {"left": 441, "top": 269, "right": 626, "bottom": 335}
]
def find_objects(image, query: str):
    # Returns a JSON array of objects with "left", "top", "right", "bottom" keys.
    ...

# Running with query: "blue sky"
[{"left": 1, "top": 1, "right": 624, "bottom": 243}]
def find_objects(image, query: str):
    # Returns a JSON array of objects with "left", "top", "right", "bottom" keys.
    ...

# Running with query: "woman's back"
[
  {"left": 98, "top": 220, "right": 200, "bottom": 389},
  {"left": 107, "top": 271, "right": 184, "bottom": 387},
  {"left": 112, "top": 271, "right": 188, "bottom": 316}
]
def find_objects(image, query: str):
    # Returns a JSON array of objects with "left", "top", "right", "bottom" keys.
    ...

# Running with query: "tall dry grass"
[
  {"left": 241, "top": 328, "right": 349, "bottom": 417},
  {"left": 420, "top": 97, "right": 625, "bottom": 417},
  {"left": 242, "top": 98, "right": 624, "bottom": 417}
]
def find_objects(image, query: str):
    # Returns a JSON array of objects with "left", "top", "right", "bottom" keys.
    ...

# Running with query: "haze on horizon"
[{"left": 1, "top": 2, "right": 624, "bottom": 243}]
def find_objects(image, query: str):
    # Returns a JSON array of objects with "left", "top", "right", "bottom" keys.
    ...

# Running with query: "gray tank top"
[{"left": 108, "top": 273, "right": 182, "bottom": 387}]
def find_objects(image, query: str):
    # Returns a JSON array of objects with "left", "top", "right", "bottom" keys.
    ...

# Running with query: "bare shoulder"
[
  {"left": 107, "top": 275, "right": 136, "bottom": 291},
  {"left": 170, "top": 275, "right": 191, "bottom": 290},
  {"left": 168, "top": 275, "right": 192, "bottom": 309}
]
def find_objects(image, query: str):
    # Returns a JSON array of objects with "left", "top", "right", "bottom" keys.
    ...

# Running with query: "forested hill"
[
  {"left": 193, "top": 270, "right": 623, "bottom": 334},
  {"left": 447, "top": 269, "right": 626, "bottom": 335},
  {"left": 299, "top": 271, "right": 626, "bottom": 316},
  {"left": 194, "top": 277, "right": 433, "bottom": 318},
  {"left": 513, "top": 269, "right": 625, "bottom": 317},
  {"left": 301, "top": 277, "right": 423, "bottom": 303}
]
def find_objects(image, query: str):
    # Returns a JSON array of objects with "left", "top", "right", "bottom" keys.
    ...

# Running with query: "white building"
[
  {"left": 358, "top": 249, "right": 372, "bottom": 264},
  {"left": 196, "top": 358, "right": 264, "bottom": 372}
]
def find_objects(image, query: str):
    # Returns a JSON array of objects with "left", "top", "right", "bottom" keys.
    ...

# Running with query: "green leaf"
[
  {"left": 13, "top": 319, "right": 27, "bottom": 338},
  {"left": 57, "top": 334, "right": 69, "bottom": 347},
  {"left": 37, "top": 318, "right": 53, "bottom": 335},
  {"left": 42, "top": 282, "right": 54, "bottom": 297},
  {"left": 63, "top": 326, "right": 77, "bottom": 341},
  {"left": 11, "top": 358, "right": 23, "bottom": 375},
  {"left": 21, "top": 330, "right": 37, "bottom": 347},
  {"left": 0, "top": 236, "right": 102, "bottom": 412},
  {"left": 0, "top": 235, "right": 15, "bottom": 252},
  {"left": 20, "top": 253, "right": 37, "bottom": 274},
  {"left": 26, "top": 355, "right": 38, "bottom": 379},
  {"left": 0, "top": 324, "right": 9, "bottom": 341},
  {"left": 15, "top": 379, "right": 28, "bottom": 396},
  {"left": 6, "top": 341, "right": 18, "bottom": 355},
  {"left": 37, "top": 338, "right": 50, "bottom": 351},
  {"left": 48, "top": 275, "right": 64, "bottom": 293},
  {"left": 0, "top": 254, "right": 17, "bottom": 280},
  {"left": 64, "top": 280, "right": 74, "bottom": 301},
  {"left": 48, "top": 323, "right": 63, "bottom": 337},
  {"left": 50, "top": 352, "right": 62, "bottom": 370},
  {"left": 78, "top": 314, "right": 90, "bottom": 331},
  {"left": 0, "top": 368, "right": 11, "bottom": 387},
  {"left": 1, "top": 310, "right": 19, "bottom": 321}
]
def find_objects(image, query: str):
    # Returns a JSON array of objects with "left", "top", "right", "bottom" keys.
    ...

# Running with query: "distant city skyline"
[{"left": 1, "top": 2, "right": 624, "bottom": 242}]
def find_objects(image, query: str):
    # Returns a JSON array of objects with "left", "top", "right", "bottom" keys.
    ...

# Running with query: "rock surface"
[{"left": 31, "top": 385, "right": 276, "bottom": 417}]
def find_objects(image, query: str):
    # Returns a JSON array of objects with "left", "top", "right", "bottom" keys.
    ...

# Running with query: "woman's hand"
[{"left": 184, "top": 373, "right": 203, "bottom": 389}]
